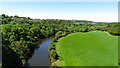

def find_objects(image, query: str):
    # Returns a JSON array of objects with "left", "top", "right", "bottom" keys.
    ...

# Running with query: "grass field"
[{"left": 56, "top": 31, "right": 118, "bottom": 66}]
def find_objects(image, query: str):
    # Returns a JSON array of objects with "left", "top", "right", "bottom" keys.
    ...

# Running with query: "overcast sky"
[{"left": 0, "top": 2, "right": 118, "bottom": 22}]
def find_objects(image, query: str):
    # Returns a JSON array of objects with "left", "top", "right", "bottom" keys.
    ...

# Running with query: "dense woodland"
[{"left": 0, "top": 14, "right": 120, "bottom": 67}]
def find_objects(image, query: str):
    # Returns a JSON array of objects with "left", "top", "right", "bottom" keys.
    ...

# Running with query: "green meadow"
[{"left": 56, "top": 31, "right": 118, "bottom": 66}]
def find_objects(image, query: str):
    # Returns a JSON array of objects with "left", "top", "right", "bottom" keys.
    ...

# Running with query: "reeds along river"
[{"left": 26, "top": 37, "right": 52, "bottom": 67}]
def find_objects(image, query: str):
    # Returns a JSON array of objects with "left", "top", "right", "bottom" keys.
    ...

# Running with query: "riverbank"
[{"left": 49, "top": 31, "right": 70, "bottom": 66}]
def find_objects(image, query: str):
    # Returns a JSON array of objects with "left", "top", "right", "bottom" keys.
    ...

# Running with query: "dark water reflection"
[{"left": 26, "top": 37, "right": 52, "bottom": 66}]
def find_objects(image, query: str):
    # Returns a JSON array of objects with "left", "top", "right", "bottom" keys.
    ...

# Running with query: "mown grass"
[{"left": 56, "top": 31, "right": 118, "bottom": 66}]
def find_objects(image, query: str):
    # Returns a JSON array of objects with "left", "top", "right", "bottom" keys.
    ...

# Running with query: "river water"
[{"left": 26, "top": 37, "right": 52, "bottom": 67}]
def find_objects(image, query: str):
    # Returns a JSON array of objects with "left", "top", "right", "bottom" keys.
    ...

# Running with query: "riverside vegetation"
[{"left": 1, "top": 14, "right": 120, "bottom": 67}]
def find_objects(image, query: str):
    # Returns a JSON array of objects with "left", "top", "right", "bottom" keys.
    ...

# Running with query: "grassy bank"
[{"left": 56, "top": 31, "right": 119, "bottom": 66}]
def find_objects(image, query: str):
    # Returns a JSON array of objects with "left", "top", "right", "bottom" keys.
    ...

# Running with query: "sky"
[
  {"left": 0, "top": 2, "right": 118, "bottom": 22},
  {"left": 0, "top": 0, "right": 119, "bottom": 2}
]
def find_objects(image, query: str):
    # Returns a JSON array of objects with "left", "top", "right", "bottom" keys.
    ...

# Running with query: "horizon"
[
  {"left": 1, "top": 2, "right": 118, "bottom": 22},
  {"left": 2, "top": 14, "right": 117, "bottom": 23}
]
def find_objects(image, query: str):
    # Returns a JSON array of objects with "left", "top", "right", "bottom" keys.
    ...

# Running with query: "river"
[{"left": 26, "top": 37, "right": 52, "bottom": 67}]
